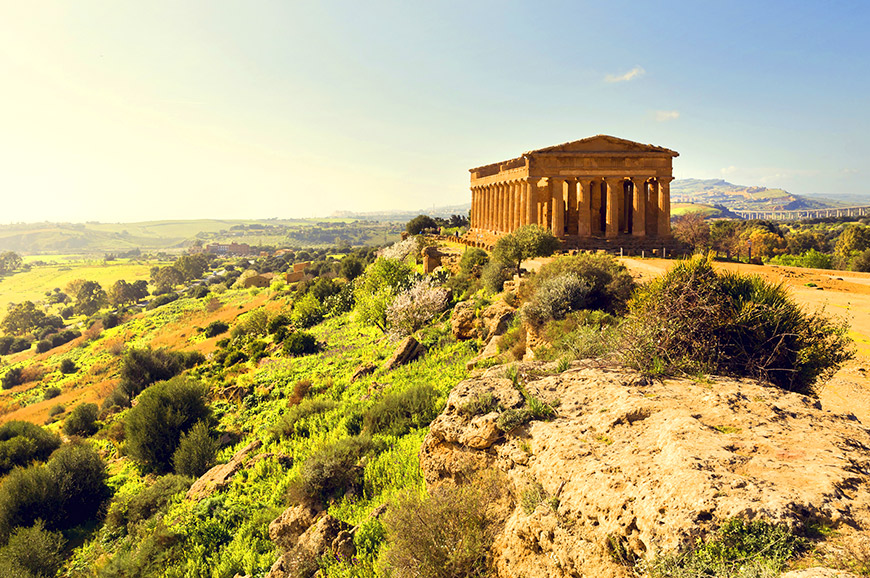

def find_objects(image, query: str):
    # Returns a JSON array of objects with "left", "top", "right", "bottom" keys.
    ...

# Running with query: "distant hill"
[
  {"left": 671, "top": 179, "right": 846, "bottom": 211},
  {"left": 0, "top": 218, "right": 402, "bottom": 256},
  {"left": 330, "top": 202, "right": 471, "bottom": 222}
]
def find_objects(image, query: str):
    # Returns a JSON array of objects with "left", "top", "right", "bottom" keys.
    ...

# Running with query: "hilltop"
[{"left": 671, "top": 178, "right": 846, "bottom": 213}]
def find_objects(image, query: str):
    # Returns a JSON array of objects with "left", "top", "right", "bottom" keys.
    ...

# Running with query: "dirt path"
[{"left": 620, "top": 258, "right": 870, "bottom": 423}]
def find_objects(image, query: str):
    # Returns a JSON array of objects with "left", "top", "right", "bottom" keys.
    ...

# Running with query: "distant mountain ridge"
[
  {"left": 330, "top": 202, "right": 471, "bottom": 222},
  {"left": 671, "top": 178, "right": 847, "bottom": 211}
]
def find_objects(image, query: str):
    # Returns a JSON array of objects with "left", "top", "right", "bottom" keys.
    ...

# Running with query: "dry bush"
[
  {"left": 103, "top": 338, "right": 126, "bottom": 356},
  {"left": 83, "top": 321, "right": 104, "bottom": 342},
  {"left": 20, "top": 365, "right": 45, "bottom": 384},
  {"left": 379, "top": 470, "right": 511, "bottom": 578},
  {"left": 288, "top": 379, "right": 312, "bottom": 406}
]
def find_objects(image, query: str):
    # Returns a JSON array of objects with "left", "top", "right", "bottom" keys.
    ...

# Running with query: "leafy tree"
[
  {"left": 835, "top": 224, "right": 870, "bottom": 267},
  {"left": 1, "top": 301, "right": 49, "bottom": 336},
  {"left": 73, "top": 281, "right": 108, "bottom": 316},
  {"left": 108, "top": 279, "right": 149, "bottom": 307},
  {"left": 459, "top": 248, "right": 489, "bottom": 277},
  {"left": 1, "top": 367, "right": 24, "bottom": 390},
  {"left": 353, "top": 258, "right": 414, "bottom": 332},
  {"left": 406, "top": 214, "right": 438, "bottom": 235},
  {"left": 0, "top": 252, "right": 22, "bottom": 275},
  {"left": 124, "top": 377, "right": 211, "bottom": 473},
  {"left": 45, "top": 442, "right": 110, "bottom": 528},
  {"left": 492, "top": 224, "right": 559, "bottom": 274},
  {"left": 174, "top": 254, "right": 209, "bottom": 282},
  {"left": 150, "top": 266, "right": 184, "bottom": 295}
]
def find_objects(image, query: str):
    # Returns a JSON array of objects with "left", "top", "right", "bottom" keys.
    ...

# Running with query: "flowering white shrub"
[
  {"left": 386, "top": 278, "right": 450, "bottom": 337},
  {"left": 378, "top": 236, "right": 419, "bottom": 262}
]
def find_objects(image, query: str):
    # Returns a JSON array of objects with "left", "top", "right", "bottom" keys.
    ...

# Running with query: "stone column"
[
  {"left": 500, "top": 182, "right": 509, "bottom": 232},
  {"left": 514, "top": 182, "right": 523, "bottom": 229},
  {"left": 550, "top": 177, "right": 565, "bottom": 237},
  {"left": 471, "top": 187, "right": 478, "bottom": 230},
  {"left": 509, "top": 182, "right": 518, "bottom": 231},
  {"left": 482, "top": 186, "right": 489, "bottom": 230},
  {"left": 631, "top": 178, "right": 647, "bottom": 237},
  {"left": 604, "top": 177, "right": 621, "bottom": 238},
  {"left": 657, "top": 177, "right": 673, "bottom": 238},
  {"left": 565, "top": 179, "right": 577, "bottom": 236},
  {"left": 577, "top": 179, "right": 591, "bottom": 236},
  {"left": 525, "top": 179, "right": 536, "bottom": 227},
  {"left": 495, "top": 184, "right": 503, "bottom": 232}
]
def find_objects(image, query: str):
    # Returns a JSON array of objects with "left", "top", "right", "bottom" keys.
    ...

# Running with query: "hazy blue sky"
[{"left": 2, "top": 1, "right": 869, "bottom": 222}]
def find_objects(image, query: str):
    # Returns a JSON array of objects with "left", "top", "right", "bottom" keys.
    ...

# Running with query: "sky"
[{"left": 2, "top": 0, "right": 870, "bottom": 223}]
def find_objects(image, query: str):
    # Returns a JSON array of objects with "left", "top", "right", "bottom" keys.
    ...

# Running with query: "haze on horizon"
[{"left": 2, "top": 1, "right": 869, "bottom": 224}]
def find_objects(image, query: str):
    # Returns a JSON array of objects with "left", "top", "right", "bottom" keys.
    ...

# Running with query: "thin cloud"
[
  {"left": 655, "top": 110, "right": 680, "bottom": 122},
  {"left": 720, "top": 166, "right": 738, "bottom": 175},
  {"left": 605, "top": 66, "right": 645, "bottom": 83}
]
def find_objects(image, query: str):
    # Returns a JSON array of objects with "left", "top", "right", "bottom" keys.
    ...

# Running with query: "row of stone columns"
[
  {"left": 470, "top": 179, "right": 537, "bottom": 233},
  {"left": 471, "top": 176, "right": 672, "bottom": 238}
]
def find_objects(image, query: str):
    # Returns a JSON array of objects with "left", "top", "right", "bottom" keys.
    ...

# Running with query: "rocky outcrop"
[
  {"left": 186, "top": 439, "right": 263, "bottom": 500},
  {"left": 382, "top": 336, "right": 425, "bottom": 371},
  {"left": 350, "top": 362, "right": 377, "bottom": 382},
  {"left": 479, "top": 300, "right": 515, "bottom": 340},
  {"left": 420, "top": 364, "right": 870, "bottom": 577}
]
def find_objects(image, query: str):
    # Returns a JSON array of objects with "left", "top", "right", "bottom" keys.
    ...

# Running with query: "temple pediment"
[{"left": 527, "top": 135, "right": 679, "bottom": 157}]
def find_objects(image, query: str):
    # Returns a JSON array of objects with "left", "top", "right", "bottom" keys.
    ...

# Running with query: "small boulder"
[
  {"left": 351, "top": 363, "right": 377, "bottom": 382},
  {"left": 451, "top": 301, "right": 478, "bottom": 340},
  {"left": 186, "top": 439, "right": 262, "bottom": 500},
  {"left": 382, "top": 336, "right": 425, "bottom": 371},
  {"left": 267, "top": 514, "right": 352, "bottom": 578},
  {"left": 479, "top": 300, "right": 515, "bottom": 340}
]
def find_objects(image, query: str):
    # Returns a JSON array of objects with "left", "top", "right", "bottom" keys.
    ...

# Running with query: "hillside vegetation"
[{"left": 0, "top": 228, "right": 858, "bottom": 577}]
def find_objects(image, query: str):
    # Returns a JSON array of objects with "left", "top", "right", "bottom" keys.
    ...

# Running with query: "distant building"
[{"left": 205, "top": 242, "right": 252, "bottom": 256}]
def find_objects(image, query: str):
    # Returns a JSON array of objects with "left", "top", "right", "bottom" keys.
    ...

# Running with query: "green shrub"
[
  {"left": 523, "top": 253, "right": 636, "bottom": 315},
  {"left": 48, "top": 405, "right": 65, "bottom": 417},
  {"left": 223, "top": 349, "right": 247, "bottom": 367},
  {"left": 283, "top": 331, "right": 318, "bottom": 356},
  {"left": 230, "top": 308, "right": 269, "bottom": 339},
  {"left": 1, "top": 367, "right": 23, "bottom": 390},
  {"left": 481, "top": 261, "right": 512, "bottom": 294},
  {"left": 458, "top": 393, "right": 500, "bottom": 417},
  {"left": 190, "top": 285, "right": 210, "bottom": 299},
  {"left": 63, "top": 403, "right": 99, "bottom": 437},
  {"left": 406, "top": 214, "right": 438, "bottom": 235},
  {"left": 36, "top": 339, "right": 53, "bottom": 353},
  {"left": 0, "top": 520, "right": 65, "bottom": 578},
  {"left": 0, "top": 421, "right": 61, "bottom": 476},
  {"left": 291, "top": 292, "right": 324, "bottom": 328},
  {"left": 271, "top": 398, "right": 337, "bottom": 438},
  {"left": 46, "top": 442, "right": 110, "bottom": 529},
  {"left": 172, "top": 421, "right": 219, "bottom": 477},
  {"left": 124, "top": 377, "right": 211, "bottom": 473},
  {"left": 119, "top": 347, "right": 201, "bottom": 399},
  {"left": 0, "top": 337, "right": 12, "bottom": 356},
  {"left": 43, "top": 386, "right": 62, "bottom": 399},
  {"left": 106, "top": 474, "right": 193, "bottom": 530},
  {"left": 643, "top": 518, "right": 802, "bottom": 578},
  {"left": 534, "top": 310, "right": 621, "bottom": 361},
  {"left": 266, "top": 314, "right": 291, "bottom": 335},
  {"left": 460, "top": 248, "right": 489, "bottom": 276},
  {"left": 146, "top": 292, "right": 179, "bottom": 310},
  {"left": 623, "top": 255, "right": 853, "bottom": 393},
  {"left": 379, "top": 473, "right": 507, "bottom": 578},
  {"left": 59, "top": 358, "right": 77, "bottom": 374},
  {"left": 0, "top": 442, "right": 108, "bottom": 541},
  {"left": 202, "top": 321, "right": 229, "bottom": 338},
  {"left": 386, "top": 279, "right": 450, "bottom": 337},
  {"left": 521, "top": 273, "right": 592, "bottom": 328},
  {"left": 299, "top": 435, "right": 378, "bottom": 502},
  {"left": 363, "top": 384, "right": 441, "bottom": 437}
]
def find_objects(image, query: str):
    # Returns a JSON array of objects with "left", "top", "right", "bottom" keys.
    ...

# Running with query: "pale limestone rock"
[
  {"left": 268, "top": 503, "right": 323, "bottom": 552},
  {"left": 451, "top": 300, "right": 478, "bottom": 340},
  {"left": 420, "top": 365, "right": 870, "bottom": 578}
]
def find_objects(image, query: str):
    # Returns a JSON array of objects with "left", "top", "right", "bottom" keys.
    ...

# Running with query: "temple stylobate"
[{"left": 467, "top": 135, "right": 679, "bottom": 248}]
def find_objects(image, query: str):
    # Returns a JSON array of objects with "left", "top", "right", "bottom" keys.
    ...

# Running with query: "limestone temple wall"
[{"left": 465, "top": 135, "right": 679, "bottom": 249}]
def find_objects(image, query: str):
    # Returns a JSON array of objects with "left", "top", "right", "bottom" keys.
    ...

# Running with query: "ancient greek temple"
[{"left": 467, "top": 135, "right": 679, "bottom": 248}]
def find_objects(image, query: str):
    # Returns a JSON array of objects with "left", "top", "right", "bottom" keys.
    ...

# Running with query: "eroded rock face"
[
  {"left": 451, "top": 301, "right": 478, "bottom": 340},
  {"left": 267, "top": 513, "right": 353, "bottom": 578},
  {"left": 420, "top": 365, "right": 870, "bottom": 578}
]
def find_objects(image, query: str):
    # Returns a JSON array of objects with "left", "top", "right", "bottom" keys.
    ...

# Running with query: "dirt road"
[{"left": 620, "top": 258, "right": 870, "bottom": 424}]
